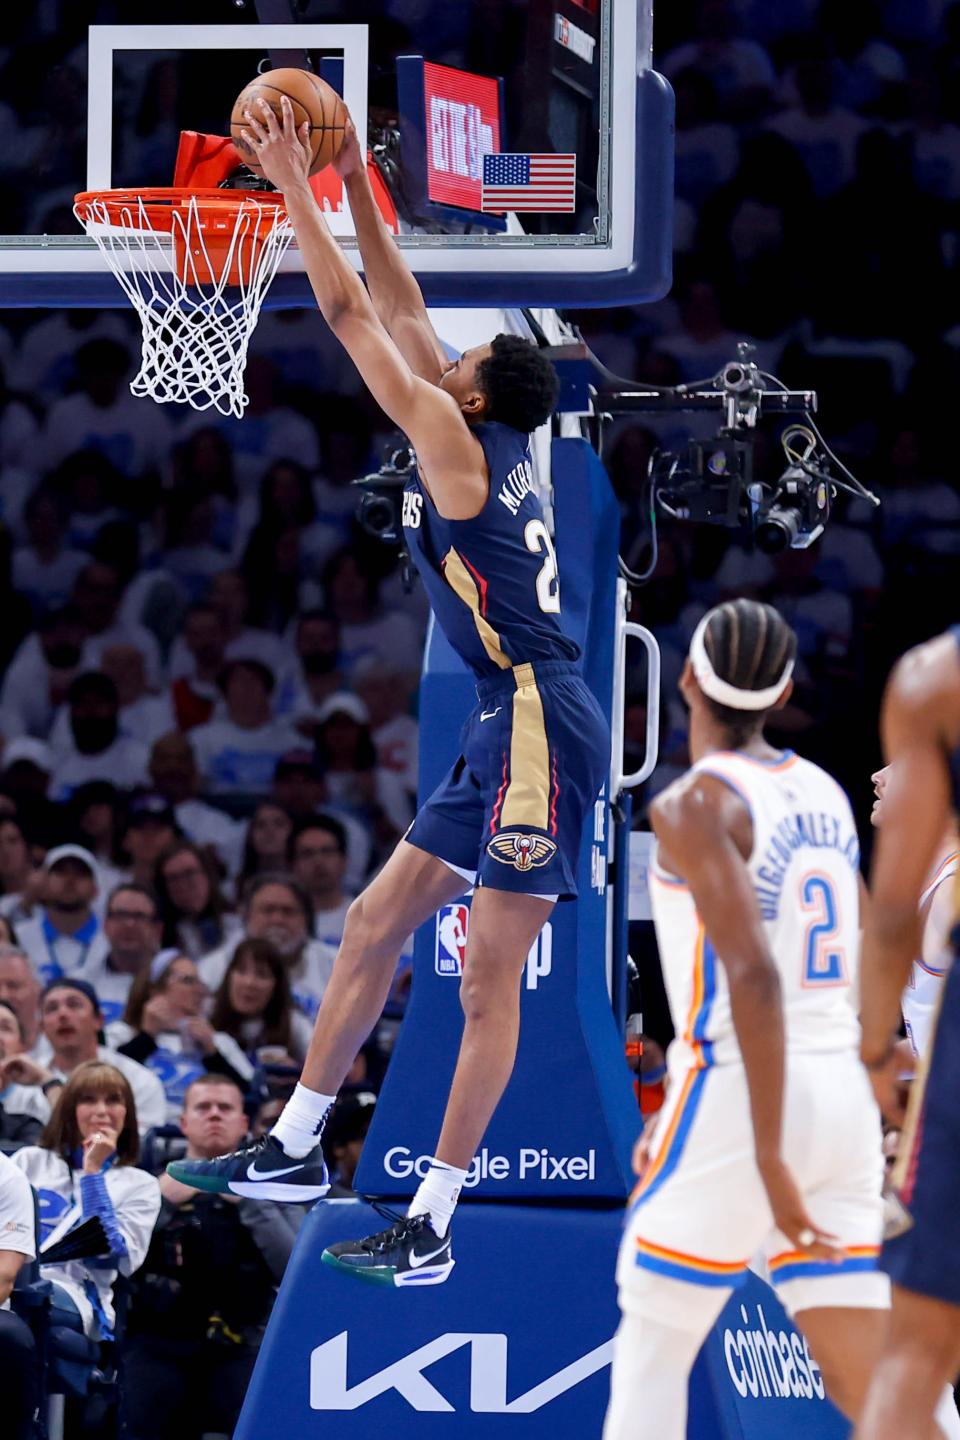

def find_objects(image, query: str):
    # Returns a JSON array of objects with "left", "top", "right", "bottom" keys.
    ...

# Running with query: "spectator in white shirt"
[
  {"left": 102, "top": 646, "right": 176, "bottom": 749},
  {"left": 39, "top": 337, "right": 171, "bottom": 479},
  {"left": 189, "top": 661, "right": 300, "bottom": 797},
  {"left": 353, "top": 658, "right": 419, "bottom": 796},
  {"left": 147, "top": 736, "right": 244, "bottom": 878},
  {"left": 11, "top": 1060, "right": 161, "bottom": 1339},
  {"left": 73, "top": 561, "right": 163, "bottom": 689},
  {"left": 12, "top": 486, "right": 87, "bottom": 617},
  {"left": 49, "top": 673, "right": 150, "bottom": 802},
  {"left": 82, "top": 883, "right": 163, "bottom": 1026},
  {"left": 0, "top": 999, "right": 46, "bottom": 1145},
  {"left": 0, "top": 947, "right": 42, "bottom": 1057},
  {"left": 289, "top": 817, "right": 352, "bottom": 950},
  {"left": 286, "top": 608, "right": 346, "bottom": 730},
  {"left": 0, "top": 1148, "right": 37, "bottom": 1440},
  {"left": 199, "top": 874, "right": 335, "bottom": 1022},
  {"left": 169, "top": 570, "right": 281, "bottom": 684},
  {"left": 0, "top": 606, "right": 86, "bottom": 739},
  {"left": 16, "top": 846, "right": 108, "bottom": 987},
  {"left": 313, "top": 691, "right": 414, "bottom": 846},
  {"left": 14, "top": 979, "right": 167, "bottom": 1136}
]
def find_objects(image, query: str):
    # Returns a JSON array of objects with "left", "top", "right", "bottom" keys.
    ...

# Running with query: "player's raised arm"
[
  {"left": 242, "top": 98, "right": 486, "bottom": 519},
  {"left": 652, "top": 773, "right": 834, "bottom": 1255},
  {"left": 334, "top": 119, "right": 448, "bottom": 384},
  {"left": 861, "top": 634, "right": 960, "bottom": 1069}
]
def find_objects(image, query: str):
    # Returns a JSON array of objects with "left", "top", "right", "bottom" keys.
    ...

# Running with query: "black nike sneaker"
[
  {"left": 167, "top": 1133, "right": 329, "bottom": 1201},
  {"left": 322, "top": 1206, "right": 454, "bottom": 1287}
]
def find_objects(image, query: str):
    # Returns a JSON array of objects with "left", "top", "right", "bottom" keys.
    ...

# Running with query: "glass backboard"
[{"left": 0, "top": 1, "right": 673, "bottom": 307}]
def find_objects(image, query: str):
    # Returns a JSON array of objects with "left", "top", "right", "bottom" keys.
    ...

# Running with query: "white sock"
[
  {"left": 935, "top": 1385, "right": 960, "bottom": 1439},
  {"left": 408, "top": 1157, "right": 469, "bottom": 1238},
  {"left": 270, "top": 1083, "right": 336, "bottom": 1158}
]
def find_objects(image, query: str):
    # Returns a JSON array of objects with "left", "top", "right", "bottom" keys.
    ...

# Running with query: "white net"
[{"left": 74, "top": 191, "right": 294, "bottom": 419}]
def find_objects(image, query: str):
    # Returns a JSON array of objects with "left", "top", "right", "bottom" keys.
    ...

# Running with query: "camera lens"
[
  {"left": 755, "top": 506, "right": 802, "bottom": 554},
  {"left": 358, "top": 494, "right": 397, "bottom": 541}
]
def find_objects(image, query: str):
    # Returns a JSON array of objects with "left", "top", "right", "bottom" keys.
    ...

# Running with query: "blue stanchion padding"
[
  {"left": 236, "top": 1200, "right": 623, "bottom": 1439},
  {"left": 354, "top": 439, "right": 638, "bottom": 1200},
  {"left": 689, "top": 1271, "right": 849, "bottom": 1440}
]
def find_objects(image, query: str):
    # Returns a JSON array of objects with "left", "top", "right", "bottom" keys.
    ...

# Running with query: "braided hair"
[{"left": 700, "top": 599, "right": 797, "bottom": 746}]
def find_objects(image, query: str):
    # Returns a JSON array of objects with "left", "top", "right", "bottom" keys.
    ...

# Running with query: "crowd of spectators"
[{"left": 0, "top": 0, "right": 958, "bottom": 1434}]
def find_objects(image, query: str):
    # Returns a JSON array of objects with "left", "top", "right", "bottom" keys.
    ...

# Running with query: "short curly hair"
[{"left": 475, "top": 334, "right": 560, "bottom": 434}]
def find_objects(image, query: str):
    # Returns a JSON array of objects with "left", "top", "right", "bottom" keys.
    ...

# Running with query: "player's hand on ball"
[
  {"left": 333, "top": 116, "right": 364, "bottom": 180},
  {"left": 241, "top": 96, "right": 312, "bottom": 194},
  {"left": 759, "top": 1156, "right": 844, "bottom": 1260}
]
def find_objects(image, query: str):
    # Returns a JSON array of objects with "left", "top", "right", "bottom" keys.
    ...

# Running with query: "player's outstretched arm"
[
  {"left": 652, "top": 774, "right": 836, "bottom": 1256},
  {"left": 335, "top": 121, "right": 448, "bottom": 384},
  {"left": 242, "top": 98, "right": 486, "bottom": 519},
  {"left": 861, "top": 633, "right": 960, "bottom": 1067}
]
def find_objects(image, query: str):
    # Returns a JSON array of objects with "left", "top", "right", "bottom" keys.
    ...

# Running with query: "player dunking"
[
  {"left": 169, "top": 98, "right": 609, "bottom": 1283},
  {"left": 856, "top": 628, "right": 960, "bottom": 1439},
  {"left": 604, "top": 600, "right": 960, "bottom": 1440}
]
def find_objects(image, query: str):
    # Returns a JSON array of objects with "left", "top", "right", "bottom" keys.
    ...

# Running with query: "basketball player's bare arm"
[
  {"left": 653, "top": 774, "right": 837, "bottom": 1256},
  {"left": 334, "top": 119, "right": 448, "bottom": 384},
  {"left": 861, "top": 634, "right": 960, "bottom": 1070},
  {"left": 242, "top": 98, "right": 486, "bottom": 518}
]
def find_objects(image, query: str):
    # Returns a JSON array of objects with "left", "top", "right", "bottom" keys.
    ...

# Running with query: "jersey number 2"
[
  {"left": 524, "top": 519, "right": 560, "bottom": 614},
  {"left": 800, "top": 873, "right": 846, "bottom": 987}
]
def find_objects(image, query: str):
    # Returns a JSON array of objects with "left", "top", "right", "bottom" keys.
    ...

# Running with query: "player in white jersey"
[
  {"left": 604, "top": 600, "right": 960, "bottom": 1440},
  {"left": 871, "top": 764, "right": 959, "bottom": 1059}
]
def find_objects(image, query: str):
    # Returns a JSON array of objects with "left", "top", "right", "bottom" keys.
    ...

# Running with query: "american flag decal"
[{"left": 481, "top": 153, "right": 577, "bottom": 213}]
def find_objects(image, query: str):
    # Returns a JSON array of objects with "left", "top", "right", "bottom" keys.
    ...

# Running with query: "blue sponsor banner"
[
  {"left": 354, "top": 439, "right": 638, "bottom": 1201},
  {"left": 238, "top": 1205, "right": 848, "bottom": 1440},
  {"left": 690, "top": 1271, "right": 849, "bottom": 1439}
]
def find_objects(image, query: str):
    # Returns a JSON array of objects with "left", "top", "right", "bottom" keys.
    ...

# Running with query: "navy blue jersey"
[{"left": 402, "top": 421, "right": 581, "bottom": 680}]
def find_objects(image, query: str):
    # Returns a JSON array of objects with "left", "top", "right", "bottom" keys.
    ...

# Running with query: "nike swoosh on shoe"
[
  {"left": 246, "top": 1159, "right": 306, "bottom": 1180},
  {"left": 409, "top": 1243, "right": 450, "bottom": 1268}
]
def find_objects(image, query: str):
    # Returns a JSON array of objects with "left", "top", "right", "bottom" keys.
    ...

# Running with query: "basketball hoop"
[{"left": 73, "top": 188, "right": 293, "bottom": 418}]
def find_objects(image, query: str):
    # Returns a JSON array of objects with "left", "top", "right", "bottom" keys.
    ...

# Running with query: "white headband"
[
  {"left": 150, "top": 948, "right": 182, "bottom": 984},
  {"left": 689, "top": 614, "right": 794, "bottom": 712}
]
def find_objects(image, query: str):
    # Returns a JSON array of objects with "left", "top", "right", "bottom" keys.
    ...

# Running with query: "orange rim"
[{"left": 74, "top": 187, "right": 288, "bottom": 232}]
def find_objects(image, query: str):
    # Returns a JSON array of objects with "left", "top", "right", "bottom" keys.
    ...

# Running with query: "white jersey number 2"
[
  {"left": 801, "top": 873, "right": 847, "bottom": 987},
  {"left": 524, "top": 518, "right": 561, "bottom": 614}
]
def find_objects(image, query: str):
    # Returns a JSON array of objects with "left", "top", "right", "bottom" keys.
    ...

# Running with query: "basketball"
[{"left": 230, "top": 68, "right": 348, "bottom": 177}]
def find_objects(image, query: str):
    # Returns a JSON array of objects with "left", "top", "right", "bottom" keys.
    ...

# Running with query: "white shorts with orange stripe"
[{"left": 617, "top": 1049, "right": 889, "bottom": 1326}]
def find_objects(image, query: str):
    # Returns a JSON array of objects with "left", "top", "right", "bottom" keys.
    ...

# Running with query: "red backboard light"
[{"left": 424, "top": 61, "right": 501, "bottom": 210}]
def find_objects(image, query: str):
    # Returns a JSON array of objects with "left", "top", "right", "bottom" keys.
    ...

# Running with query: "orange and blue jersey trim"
[
  {"left": 767, "top": 1245, "right": 880, "bottom": 1285},
  {"left": 627, "top": 926, "right": 717, "bottom": 1214},
  {"left": 634, "top": 1237, "right": 750, "bottom": 1289}
]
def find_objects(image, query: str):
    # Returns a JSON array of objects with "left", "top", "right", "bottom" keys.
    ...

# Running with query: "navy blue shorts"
[
  {"left": 882, "top": 950, "right": 960, "bottom": 1305},
  {"left": 406, "top": 660, "right": 610, "bottom": 900}
]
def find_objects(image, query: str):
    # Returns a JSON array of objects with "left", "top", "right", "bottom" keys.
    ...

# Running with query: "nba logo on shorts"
[{"left": 436, "top": 904, "right": 469, "bottom": 976}]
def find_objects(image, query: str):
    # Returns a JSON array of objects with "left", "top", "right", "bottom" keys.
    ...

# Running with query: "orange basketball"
[{"left": 230, "top": 68, "right": 348, "bottom": 177}]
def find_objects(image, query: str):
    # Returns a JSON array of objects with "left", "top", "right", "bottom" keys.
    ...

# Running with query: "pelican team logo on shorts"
[{"left": 487, "top": 831, "right": 558, "bottom": 871}]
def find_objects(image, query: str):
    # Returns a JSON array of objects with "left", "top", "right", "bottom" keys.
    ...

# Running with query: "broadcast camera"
[{"left": 589, "top": 342, "right": 878, "bottom": 558}]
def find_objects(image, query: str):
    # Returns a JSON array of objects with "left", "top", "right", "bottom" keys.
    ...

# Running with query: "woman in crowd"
[
  {"left": 111, "top": 951, "right": 254, "bottom": 1117},
  {"left": 236, "top": 801, "right": 294, "bottom": 894},
  {"left": 11, "top": 1061, "right": 160, "bottom": 1342},
  {"left": 209, "top": 937, "right": 311, "bottom": 1071},
  {"left": 154, "top": 839, "right": 241, "bottom": 961},
  {"left": 0, "top": 815, "right": 40, "bottom": 921}
]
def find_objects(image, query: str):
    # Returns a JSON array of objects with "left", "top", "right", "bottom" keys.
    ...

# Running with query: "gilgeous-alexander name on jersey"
[{"left": 650, "top": 750, "right": 861, "bottom": 1072}]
